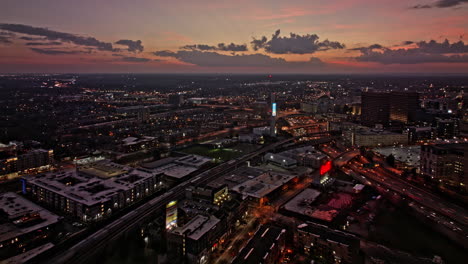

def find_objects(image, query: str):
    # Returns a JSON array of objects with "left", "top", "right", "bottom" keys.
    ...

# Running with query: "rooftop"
[
  {"left": 232, "top": 170, "right": 296, "bottom": 199},
  {"left": 0, "top": 192, "right": 60, "bottom": 243},
  {"left": 206, "top": 166, "right": 265, "bottom": 189},
  {"left": 141, "top": 155, "right": 211, "bottom": 180},
  {"left": 283, "top": 188, "right": 322, "bottom": 215},
  {"left": 26, "top": 161, "right": 158, "bottom": 206},
  {"left": 298, "top": 222, "right": 359, "bottom": 248},
  {"left": 171, "top": 214, "right": 220, "bottom": 241}
]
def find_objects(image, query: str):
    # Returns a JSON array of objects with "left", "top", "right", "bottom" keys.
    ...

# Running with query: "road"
[
  {"left": 47, "top": 138, "right": 295, "bottom": 264},
  {"left": 342, "top": 157, "right": 468, "bottom": 240}
]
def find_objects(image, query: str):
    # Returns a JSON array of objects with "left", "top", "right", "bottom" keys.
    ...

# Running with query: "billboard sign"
[
  {"left": 320, "top": 160, "right": 332, "bottom": 175},
  {"left": 166, "top": 200, "right": 178, "bottom": 230},
  {"left": 272, "top": 103, "right": 277, "bottom": 117}
]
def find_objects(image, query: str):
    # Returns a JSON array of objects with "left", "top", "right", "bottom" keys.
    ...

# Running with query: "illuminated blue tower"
[{"left": 270, "top": 93, "right": 276, "bottom": 137}]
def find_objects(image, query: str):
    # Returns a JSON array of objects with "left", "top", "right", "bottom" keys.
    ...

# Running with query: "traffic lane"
[{"left": 347, "top": 164, "right": 468, "bottom": 229}]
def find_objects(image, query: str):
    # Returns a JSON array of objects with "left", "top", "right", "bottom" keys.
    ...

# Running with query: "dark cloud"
[
  {"left": 0, "top": 23, "right": 114, "bottom": 51},
  {"left": 0, "top": 31, "right": 15, "bottom": 36},
  {"left": 121, "top": 56, "right": 150, "bottom": 62},
  {"left": 353, "top": 39, "right": 468, "bottom": 64},
  {"left": 19, "top": 36, "right": 44, "bottom": 41},
  {"left": 412, "top": 0, "right": 468, "bottom": 8},
  {"left": 115, "top": 39, "right": 143, "bottom": 52},
  {"left": 251, "top": 36, "right": 268, "bottom": 51},
  {"left": 349, "top": 44, "right": 383, "bottom": 52},
  {"left": 30, "top": 48, "right": 84, "bottom": 55},
  {"left": 417, "top": 39, "right": 468, "bottom": 53},
  {"left": 154, "top": 50, "right": 323, "bottom": 68},
  {"left": 25, "top": 41, "right": 62, "bottom": 46},
  {"left": 181, "top": 42, "right": 248, "bottom": 52},
  {"left": 251, "top": 29, "right": 345, "bottom": 54},
  {"left": 154, "top": 50, "right": 177, "bottom": 57},
  {"left": 217, "top": 43, "right": 248, "bottom": 52},
  {"left": 412, "top": 4, "right": 432, "bottom": 8},
  {"left": 0, "top": 36, "right": 12, "bottom": 44},
  {"left": 181, "top": 44, "right": 217, "bottom": 51},
  {"left": 0, "top": 31, "right": 14, "bottom": 44},
  {"left": 403, "top": 41, "right": 415, "bottom": 45}
]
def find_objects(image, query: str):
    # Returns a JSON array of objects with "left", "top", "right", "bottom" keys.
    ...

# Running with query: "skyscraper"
[
  {"left": 361, "top": 90, "right": 420, "bottom": 127},
  {"left": 361, "top": 91, "right": 390, "bottom": 127},
  {"left": 390, "top": 91, "right": 420, "bottom": 124},
  {"left": 270, "top": 93, "right": 277, "bottom": 137}
]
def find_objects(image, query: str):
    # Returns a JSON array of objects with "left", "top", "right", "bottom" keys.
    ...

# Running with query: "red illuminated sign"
[{"left": 320, "top": 160, "right": 332, "bottom": 175}]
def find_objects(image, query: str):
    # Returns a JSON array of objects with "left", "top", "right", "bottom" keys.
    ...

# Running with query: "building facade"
[{"left": 420, "top": 143, "right": 468, "bottom": 190}]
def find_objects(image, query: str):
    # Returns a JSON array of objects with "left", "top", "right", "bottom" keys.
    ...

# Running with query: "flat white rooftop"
[{"left": 26, "top": 160, "right": 158, "bottom": 206}]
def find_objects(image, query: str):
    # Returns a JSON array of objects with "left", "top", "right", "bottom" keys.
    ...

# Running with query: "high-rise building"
[
  {"left": 460, "top": 95, "right": 468, "bottom": 138},
  {"left": 168, "top": 94, "right": 184, "bottom": 106},
  {"left": 420, "top": 143, "right": 468, "bottom": 190},
  {"left": 361, "top": 91, "right": 420, "bottom": 127},
  {"left": 361, "top": 91, "right": 390, "bottom": 127},
  {"left": 137, "top": 106, "right": 150, "bottom": 123},
  {"left": 270, "top": 93, "right": 277, "bottom": 137},
  {"left": 435, "top": 118, "right": 459, "bottom": 139},
  {"left": 389, "top": 91, "right": 420, "bottom": 124}
]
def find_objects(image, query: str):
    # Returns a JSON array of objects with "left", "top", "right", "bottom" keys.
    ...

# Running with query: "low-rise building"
[
  {"left": 264, "top": 153, "right": 297, "bottom": 169},
  {"left": 278, "top": 146, "right": 328, "bottom": 169},
  {"left": 231, "top": 171, "right": 297, "bottom": 205},
  {"left": 297, "top": 222, "right": 360, "bottom": 264},
  {"left": 0, "top": 146, "right": 54, "bottom": 180},
  {"left": 167, "top": 214, "right": 224, "bottom": 264},
  {"left": 0, "top": 193, "right": 60, "bottom": 260},
  {"left": 141, "top": 155, "right": 212, "bottom": 185},
  {"left": 24, "top": 160, "right": 162, "bottom": 221},
  {"left": 353, "top": 129, "right": 408, "bottom": 147}
]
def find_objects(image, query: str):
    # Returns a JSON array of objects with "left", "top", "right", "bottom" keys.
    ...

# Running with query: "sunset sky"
[{"left": 1, "top": 0, "right": 467, "bottom": 73}]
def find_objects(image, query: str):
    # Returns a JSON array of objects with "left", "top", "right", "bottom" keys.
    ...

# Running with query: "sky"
[{"left": 0, "top": 0, "right": 467, "bottom": 74}]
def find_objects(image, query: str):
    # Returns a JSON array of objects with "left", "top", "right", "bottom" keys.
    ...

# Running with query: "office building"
[
  {"left": 407, "top": 127, "right": 435, "bottom": 143},
  {"left": 137, "top": 106, "right": 150, "bottom": 123},
  {"left": 167, "top": 214, "right": 224, "bottom": 264},
  {"left": 389, "top": 91, "right": 420, "bottom": 124},
  {"left": 435, "top": 118, "right": 459, "bottom": 139},
  {"left": 168, "top": 94, "right": 185, "bottom": 106},
  {"left": 297, "top": 222, "right": 360, "bottom": 264},
  {"left": 353, "top": 129, "right": 408, "bottom": 147},
  {"left": 420, "top": 143, "right": 468, "bottom": 190},
  {"left": 361, "top": 91, "right": 420, "bottom": 127},
  {"left": 361, "top": 91, "right": 390, "bottom": 127}
]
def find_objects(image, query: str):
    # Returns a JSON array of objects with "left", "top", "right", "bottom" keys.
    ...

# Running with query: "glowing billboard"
[
  {"left": 320, "top": 160, "right": 332, "bottom": 175},
  {"left": 166, "top": 200, "right": 178, "bottom": 230},
  {"left": 272, "top": 103, "right": 277, "bottom": 117}
]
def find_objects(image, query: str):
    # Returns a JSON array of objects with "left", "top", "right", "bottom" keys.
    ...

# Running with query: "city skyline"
[{"left": 1, "top": 0, "right": 468, "bottom": 73}]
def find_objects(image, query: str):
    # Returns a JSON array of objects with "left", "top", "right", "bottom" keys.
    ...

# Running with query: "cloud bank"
[
  {"left": 352, "top": 39, "right": 468, "bottom": 64},
  {"left": 251, "top": 29, "right": 345, "bottom": 54}
]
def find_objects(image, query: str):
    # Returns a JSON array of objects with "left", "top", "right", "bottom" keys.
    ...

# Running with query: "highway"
[
  {"left": 341, "top": 157, "right": 468, "bottom": 240},
  {"left": 47, "top": 137, "right": 295, "bottom": 264}
]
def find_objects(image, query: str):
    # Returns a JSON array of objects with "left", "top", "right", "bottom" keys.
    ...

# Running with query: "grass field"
[{"left": 180, "top": 143, "right": 260, "bottom": 162}]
